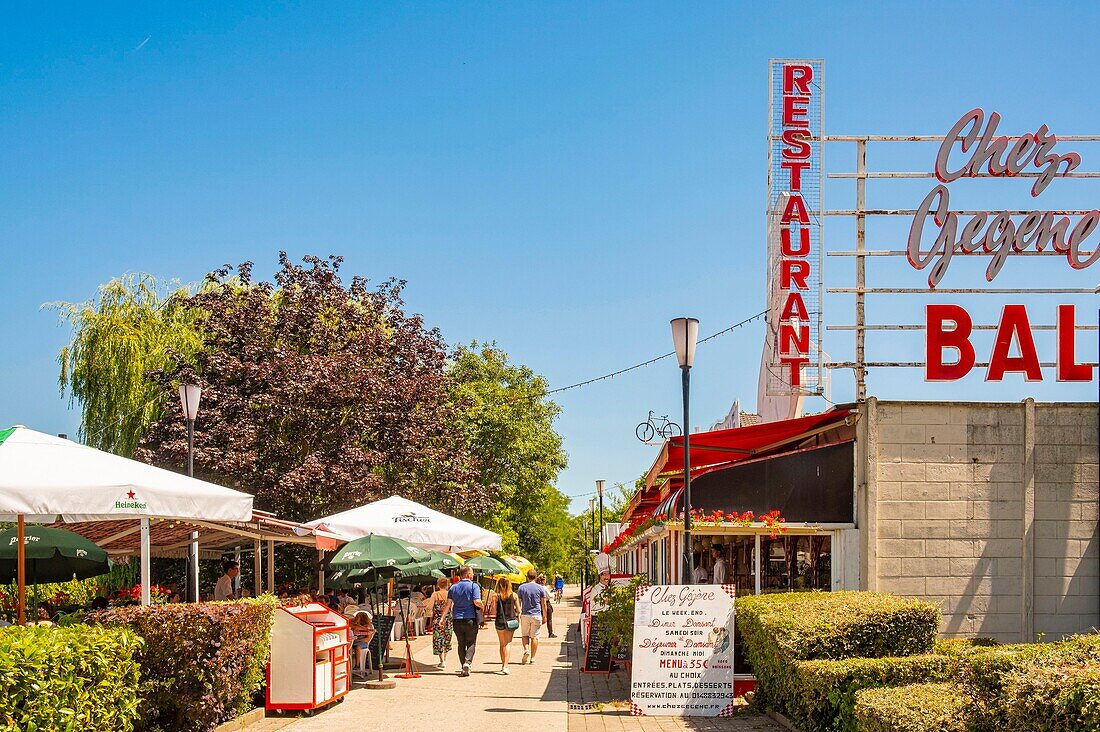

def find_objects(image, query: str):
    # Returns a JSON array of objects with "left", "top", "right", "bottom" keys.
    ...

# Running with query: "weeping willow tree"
[{"left": 51, "top": 274, "right": 202, "bottom": 456}]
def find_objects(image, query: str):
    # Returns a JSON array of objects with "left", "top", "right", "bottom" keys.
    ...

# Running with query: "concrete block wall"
[{"left": 864, "top": 399, "right": 1098, "bottom": 642}]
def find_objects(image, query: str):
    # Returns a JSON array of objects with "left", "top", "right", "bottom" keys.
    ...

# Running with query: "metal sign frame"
[{"left": 817, "top": 132, "right": 1100, "bottom": 401}]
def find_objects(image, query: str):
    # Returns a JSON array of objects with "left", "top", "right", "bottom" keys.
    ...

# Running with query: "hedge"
[
  {"left": 853, "top": 682, "right": 970, "bottom": 732},
  {"left": 962, "top": 633, "right": 1100, "bottom": 731},
  {"left": 1000, "top": 663, "right": 1100, "bottom": 731},
  {"left": 789, "top": 654, "right": 957, "bottom": 731},
  {"left": 92, "top": 597, "right": 277, "bottom": 732},
  {"left": 736, "top": 591, "right": 940, "bottom": 714},
  {"left": 0, "top": 624, "right": 142, "bottom": 732}
]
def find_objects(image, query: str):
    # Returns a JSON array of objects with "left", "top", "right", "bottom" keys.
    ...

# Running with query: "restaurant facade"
[
  {"left": 610, "top": 398, "right": 1098, "bottom": 643},
  {"left": 605, "top": 58, "right": 1099, "bottom": 644}
]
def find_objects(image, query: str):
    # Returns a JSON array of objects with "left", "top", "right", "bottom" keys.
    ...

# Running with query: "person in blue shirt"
[
  {"left": 516, "top": 569, "right": 550, "bottom": 664},
  {"left": 553, "top": 574, "right": 565, "bottom": 603},
  {"left": 447, "top": 566, "right": 483, "bottom": 676}
]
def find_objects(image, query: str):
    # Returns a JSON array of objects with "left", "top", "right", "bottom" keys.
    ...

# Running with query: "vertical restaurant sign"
[
  {"left": 766, "top": 59, "right": 824, "bottom": 396},
  {"left": 629, "top": 584, "right": 737, "bottom": 717}
]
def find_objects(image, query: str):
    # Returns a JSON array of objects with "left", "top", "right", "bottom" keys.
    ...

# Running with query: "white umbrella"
[
  {"left": 302, "top": 495, "right": 502, "bottom": 552},
  {"left": 0, "top": 426, "right": 254, "bottom": 615}
]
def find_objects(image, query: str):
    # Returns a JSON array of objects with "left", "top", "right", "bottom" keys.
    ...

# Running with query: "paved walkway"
[{"left": 254, "top": 587, "right": 783, "bottom": 732}]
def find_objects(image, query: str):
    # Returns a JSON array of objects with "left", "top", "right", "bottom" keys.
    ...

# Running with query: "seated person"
[
  {"left": 36, "top": 607, "right": 54, "bottom": 626},
  {"left": 346, "top": 608, "right": 376, "bottom": 672}
]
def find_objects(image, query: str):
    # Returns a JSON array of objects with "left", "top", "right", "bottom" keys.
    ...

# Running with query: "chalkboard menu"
[
  {"left": 370, "top": 615, "right": 395, "bottom": 669},
  {"left": 583, "top": 614, "right": 629, "bottom": 674}
]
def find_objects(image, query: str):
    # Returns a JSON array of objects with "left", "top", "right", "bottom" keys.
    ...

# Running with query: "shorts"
[{"left": 519, "top": 615, "right": 542, "bottom": 639}]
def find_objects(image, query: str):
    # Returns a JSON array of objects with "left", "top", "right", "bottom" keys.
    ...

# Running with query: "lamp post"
[
  {"left": 670, "top": 317, "right": 698, "bottom": 585},
  {"left": 589, "top": 497, "right": 597, "bottom": 552},
  {"left": 582, "top": 521, "right": 590, "bottom": 589},
  {"left": 180, "top": 384, "right": 202, "bottom": 603},
  {"left": 595, "top": 480, "right": 605, "bottom": 547}
]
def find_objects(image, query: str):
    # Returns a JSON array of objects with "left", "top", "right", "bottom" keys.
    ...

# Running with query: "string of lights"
[{"left": 547, "top": 310, "right": 768, "bottom": 394}]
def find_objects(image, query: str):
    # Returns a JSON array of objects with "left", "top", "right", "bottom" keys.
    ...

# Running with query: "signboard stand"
[{"left": 629, "top": 584, "right": 737, "bottom": 717}]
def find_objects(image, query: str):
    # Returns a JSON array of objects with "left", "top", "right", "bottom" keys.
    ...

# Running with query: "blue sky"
[{"left": 1, "top": 2, "right": 1097, "bottom": 515}]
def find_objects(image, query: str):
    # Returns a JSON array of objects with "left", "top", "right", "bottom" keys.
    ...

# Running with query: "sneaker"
[
  {"left": 548, "top": 633, "right": 558, "bottom": 638},
  {"left": 522, "top": 650, "right": 530, "bottom": 664},
  {"left": 500, "top": 667, "right": 510, "bottom": 675},
  {"left": 461, "top": 664, "right": 470, "bottom": 677}
]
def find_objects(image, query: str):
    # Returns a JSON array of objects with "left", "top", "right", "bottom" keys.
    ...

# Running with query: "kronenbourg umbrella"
[
  {"left": 463, "top": 554, "right": 513, "bottom": 575},
  {"left": 0, "top": 525, "right": 110, "bottom": 583},
  {"left": 302, "top": 495, "right": 501, "bottom": 552}
]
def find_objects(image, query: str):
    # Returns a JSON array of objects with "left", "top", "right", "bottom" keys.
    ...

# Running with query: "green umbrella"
[
  {"left": 0, "top": 525, "right": 110, "bottom": 583},
  {"left": 328, "top": 534, "right": 429, "bottom": 571},
  {"left": 463, "top": 554, "right": 513, "bottom": 575},
  {"left": 436, "top": 552, "right": 462, "bottom": 572},
  {"left": 397, "top": 569, "right": 445, "bottom": 585}
]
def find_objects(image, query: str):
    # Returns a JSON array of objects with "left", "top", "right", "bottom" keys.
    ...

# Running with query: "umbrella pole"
[
  {"left": 16, "top": 515, "right": 24, "bottom": 626},
  {"left": 375, "top": 573, "right": 384, "bottom": 683},
  {"left": 395, "top": 592, "right": 421, "bottom": 679}
]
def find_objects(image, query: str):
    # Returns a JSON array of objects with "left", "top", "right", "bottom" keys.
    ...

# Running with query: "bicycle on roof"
[{"left": 636, "top": 410, "right": 681, "bottom": 444}]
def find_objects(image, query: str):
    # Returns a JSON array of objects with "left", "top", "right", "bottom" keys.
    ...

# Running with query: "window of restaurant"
[{"left": 690, "top": 531, "right": 834, "bottom": 595}]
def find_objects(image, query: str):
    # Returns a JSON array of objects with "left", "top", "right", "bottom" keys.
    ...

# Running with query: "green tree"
[
  {"left": 52, "top": 274, "right": 202, "bottom": 456},
  {"left": 447, "top": 343, "right": 569, "bottom": 570},
  {"left": 136, "top": 254, "right": 480, "bottom": 520}
]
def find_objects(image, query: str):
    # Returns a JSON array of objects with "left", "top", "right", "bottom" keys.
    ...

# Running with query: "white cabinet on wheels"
[{"left": 266, "top": 603, "right": 350, "bottom": 712}]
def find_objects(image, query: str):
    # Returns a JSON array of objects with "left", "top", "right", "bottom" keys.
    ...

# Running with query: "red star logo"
[{"left": 126, "top": 490, "right": 136, "bottom": 499}]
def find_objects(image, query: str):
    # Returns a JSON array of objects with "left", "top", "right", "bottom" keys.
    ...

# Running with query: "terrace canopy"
[
  {"left": 0, "top": 426, "right": 255, "bottom": 612},
  {"left": 302, "top": 495, "right": 502, "bottom": 552}
]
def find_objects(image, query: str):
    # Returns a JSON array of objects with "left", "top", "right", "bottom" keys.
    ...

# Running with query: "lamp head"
[
  {"left": 595, "top": 479, "right": 605, "bottom": 498},
  {"left": 179, "top": 384, "right": 202, "bottom": 422},
  {"left": 670, "top": 317, "right": 699, "bottom": 368}
]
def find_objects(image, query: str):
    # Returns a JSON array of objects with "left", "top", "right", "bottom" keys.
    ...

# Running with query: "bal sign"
[{"left": 908, "top": 108, "right": 1097, "bottom": 383}]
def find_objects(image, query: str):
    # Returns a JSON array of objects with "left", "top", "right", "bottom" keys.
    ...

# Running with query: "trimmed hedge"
[
  {"left": 736, "top": 591, "right": 940, "bottom": 715},
  {"left": 790, "top": 654, "right": 956, "bottom": 731},
  {"left": 0, "top": 624, "right": 142, "bottom": 731},
  {"left": 92, "top": 597, "right": 277, "bottom": 732},
  {"left": 853, "top": 682, "right": 970, "bottom": 732},
  {"left": 962, "top": 633, "right": 1100, "bottom": 731},
  {"left": 1001, "top": 663, "right": 1100, "bottom": 731}
]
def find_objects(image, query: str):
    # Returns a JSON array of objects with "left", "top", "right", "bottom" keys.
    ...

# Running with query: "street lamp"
[
  {"left": 179, "top": 384, "right": 202, "bottom": 602},
  {"left": 595, "top": 480, "right": 605, "bottom": 546},
  {"left": 670, "top": 317, "right": 698, "bottom": 585}
]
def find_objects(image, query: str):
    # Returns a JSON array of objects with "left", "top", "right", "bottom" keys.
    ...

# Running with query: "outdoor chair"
[{"left": 352, "top": 642, "right": 373, "bottom": 678}]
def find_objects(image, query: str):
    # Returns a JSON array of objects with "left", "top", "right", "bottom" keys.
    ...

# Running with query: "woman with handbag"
[{"left": 488, "top": 577, "right": 520, "bottom": 674}]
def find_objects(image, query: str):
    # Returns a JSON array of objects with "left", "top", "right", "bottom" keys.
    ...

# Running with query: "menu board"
[
  {"left": 583, "top": 614, "right": 631, "bottom": 674},
  {"left": 583, "top": 614, "right": 614, "bottom": 673},
  {"left": 630, "top": 584, "right": 736, "bottom": 717},
  {"left": 370, "top": 615, "right": 396, "bottom": 668}
]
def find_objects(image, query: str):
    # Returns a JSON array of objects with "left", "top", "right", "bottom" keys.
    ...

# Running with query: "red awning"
[
  {"left": 623, "top": 407, "right": 854, "bottom": 522},
  {"left": 659, "top": 408, "right": 852, "bottom": 476}
]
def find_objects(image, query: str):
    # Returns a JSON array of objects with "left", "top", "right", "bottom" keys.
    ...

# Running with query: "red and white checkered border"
[{"left": 629, "top": 583, "right": 738, "bottom": 718}]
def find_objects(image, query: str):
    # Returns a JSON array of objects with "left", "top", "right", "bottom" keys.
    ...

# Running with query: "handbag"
[{"left": 505, "top": 596, "right": 519, "bottom": 630}]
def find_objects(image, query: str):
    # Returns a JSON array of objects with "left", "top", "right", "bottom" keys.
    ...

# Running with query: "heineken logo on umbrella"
[
  {"left": 393, "top": 511, "right": 430, "bottom": 524},
  {"left": 114, "top": 489, "right": 148, "bottom": 511}
]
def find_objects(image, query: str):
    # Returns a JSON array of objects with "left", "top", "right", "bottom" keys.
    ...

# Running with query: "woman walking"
[
  {"left": 488, "top": 577, "right": 521, "bottom": 674},
  {"left": 425, "top": 576, "right": 453, "bottom": 667}
]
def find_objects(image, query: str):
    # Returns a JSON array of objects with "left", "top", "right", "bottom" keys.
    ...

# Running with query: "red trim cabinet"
[{"left": 266, "top": 603, "right": 350, "bottom": 712}]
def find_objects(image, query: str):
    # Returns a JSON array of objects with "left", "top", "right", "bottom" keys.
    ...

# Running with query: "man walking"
[
  {"left": 448, "top": 566, "right": 483, "bottom": 676},
  {"left": 516, "top": 569, "right": 550, "bottom": 664},
  {"left": 537, "top": 574, "right": 556, "bottom": 637},
  {"left": 710, "top": 545, "right": 728, "bottom": 585}
]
